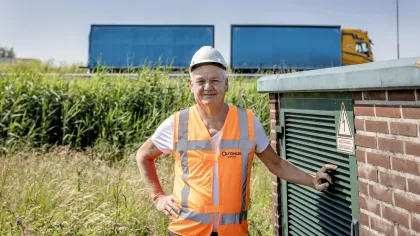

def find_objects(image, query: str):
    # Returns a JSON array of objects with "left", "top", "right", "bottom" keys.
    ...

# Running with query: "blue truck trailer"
[
  {"left": 88, "top": 25, "right": 214, "bottom": 71},
  {"left": 231, "top": 25, "right": 343, "bottom": 72}
]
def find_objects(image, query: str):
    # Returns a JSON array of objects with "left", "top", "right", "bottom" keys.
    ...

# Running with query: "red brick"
[
  {"left": 370, "top": 216, "right": 394, "bottom": 235},
  {"left": 382, "top": 205, "right": 410, "bottom": 228},
  {"left": 359, "top": 195, "right": 381, "bottom": 215},
  {"left": 394, "top": 191, "right": 420, "bottom": 214},
  {"left": 392, "top": 158, "right": 420, "bottom": 175},
  {"left": 270, "top": 120, "right": 277, "bottom": 129},
  {"left": 269, "top": 93, "right": 277, "bottom": 101},
  {"left": 272, "top": 174, "right": 279, "bottom": 183},
  {"left": 270, "top": 131, "right": 277, "bottom": 141},
  {"left": 406, "top": 141, "right": 420, "bottom": 156},
  {"left": 272, "top": 205, "right": 280, "bottom": 217},
  {"left": 356, "top": 150, "right": 366, "bottom": 163},
  {"left": 353, "top": 91, "right": 363, "bottom": 100},
  {"left": 379, "top": 171, "right": 406, "bottom": 190},
  {"left": 273, "top": 217, "right": 280, "bottom": 230},
  {"left": 402, "top": 106, "right": 420, "bottom": 119},
  {"left": 397, "top": 226, "right": 410, "bottom": 236},
  {"left": 407, "top": 178, "right": 420, "bottom": 195},
  {"left": 358, "top": 165, "right": 378, "bottom": 182},
  {"left": 355, "top": 119, "right": 365, "bottom": 131},
  {"left": 366, "top": 152, "right": 390, "bottom": 168},
  {"left": 360, "top": 212, "right": 370, "bottom": 227},
  {"left": 273, "top": 227, "right": 279, "bottom": 236},
  {"left": 360, "top": 227, "right": 374, "bottom": 236},
  {"left": 273, "top": 224, "right": 280, "bottom": 236},
  {"left": 354, "top": 105, "right": 375, "bottom": 116},
  {"left": 272, "top": 193, "right": 280, "bottom": 206},
  {"left": 378, "top": 138, "right": 404, "bottom": 153},
  {"left": 355, "top": 134, "right": 377, "bottom": 149},
  {"left": 365, "top": 120, "right": 389, "bottom": 134},
  {"left": 270, "top": 142, "right": 279, "bottom": 152},
  {"left": 390, "top": 122, "right": 417, "bottom": 137},
  {"left": 272, "top": 182, "right": 278, "bottom": 193},
  {"left": 272, "top": 213, "right": 279, "bottom": 234},
  {"left": 412, "top": 214, "right": 420, "bottom": 233},
  {"left": 388, "top": 90, "right": 416, "bottom": 101},
  {"left": 376, "top": 105, "right": 401, "bottom": 118},
  {"left": 359, "top": 181, "right": 368, "bottom": 195},
  {"left": 270, "top": 111, "right": 278, "bottom": 120},
  {"left": 269, "top": 103, "right": 279, "bottom": 110},
  {"left": 369, "top": 184, "right": 392, "bottom": 203},
  {"left": 363, "top": 90, "right": 387, "bottom": 100}
]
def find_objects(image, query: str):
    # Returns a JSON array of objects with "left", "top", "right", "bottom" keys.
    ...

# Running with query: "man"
[{"left": 136, "top": 46, "right": 337, "bottom": 236}]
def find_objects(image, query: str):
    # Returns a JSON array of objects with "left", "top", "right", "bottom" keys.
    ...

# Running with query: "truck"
[
  {"left": 87, "top": 24, "right": 214, "bottom": 71},
  {"left": 230, "top": 25, "right": 374, "bottom": 72}
]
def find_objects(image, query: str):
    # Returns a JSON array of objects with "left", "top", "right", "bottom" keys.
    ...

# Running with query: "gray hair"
[{"left": 190, "top": 68, "right": 227, "bottom": 80}]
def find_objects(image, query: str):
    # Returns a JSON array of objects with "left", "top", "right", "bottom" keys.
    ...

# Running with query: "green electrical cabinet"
[
  {"left": 276, "top": 93, "right": 359, "bottom": 236},
  {"left": 257, "top": 57, "right": 420, "bottom": 236}
]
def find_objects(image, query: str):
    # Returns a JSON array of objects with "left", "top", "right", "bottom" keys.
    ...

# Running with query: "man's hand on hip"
[{"left": 155, "top": 195, "right": 181, "bottom": 221}]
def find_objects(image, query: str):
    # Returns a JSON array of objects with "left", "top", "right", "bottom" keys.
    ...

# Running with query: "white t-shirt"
[
  {"left": 151, "top": 113, "right": 269, "bottom": 154},
  {"left": 151, "top": 108, "right": 270, "bottom": 232}
]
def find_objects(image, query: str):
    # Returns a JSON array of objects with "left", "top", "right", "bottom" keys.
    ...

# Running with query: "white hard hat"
[{"left": 189, "top": 46, "right": 227, "bottom": 72}]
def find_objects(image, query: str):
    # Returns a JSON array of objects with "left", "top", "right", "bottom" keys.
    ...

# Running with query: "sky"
[{"left": 1, "top": 0, "right": 419, "bottom": 65}]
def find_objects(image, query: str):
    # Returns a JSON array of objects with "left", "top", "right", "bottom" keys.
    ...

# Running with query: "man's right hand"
[
  {"left": 155, "top": 195, "right": 181, "bottom": 221},
  {"left": 137, "top": 138, "right": 179, "bottom": 219}
]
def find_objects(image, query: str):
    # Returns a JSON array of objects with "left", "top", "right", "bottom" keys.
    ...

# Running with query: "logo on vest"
[{"left": 222, "top": 151, "right": 241, "bottom": 158}]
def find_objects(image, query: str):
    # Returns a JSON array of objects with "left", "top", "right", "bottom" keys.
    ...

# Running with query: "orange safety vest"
[{"left": 168, "top": 104, "right": 256, "bottom": 236}]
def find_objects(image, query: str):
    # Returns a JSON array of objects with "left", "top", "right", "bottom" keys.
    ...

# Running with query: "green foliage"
[
  {"left": 0, "top": 146, "right": 273, "bottom": 235},
  {"left": 0, "top": 69, "right": 269, "bottom": 160},
  {"left": 0, "top": 47, "right": 15, "bottom": 59},
  {"left": 0, "top": 66, "right": 273, "bottom": 235}
]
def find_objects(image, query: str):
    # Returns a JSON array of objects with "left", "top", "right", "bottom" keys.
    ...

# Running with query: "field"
[{"left": 0, "top": 66, "right": 274, "bottom": 235}]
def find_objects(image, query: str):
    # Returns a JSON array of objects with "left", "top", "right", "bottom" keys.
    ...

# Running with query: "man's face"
[{"left": 190, "top": 65, "right": 228, "bottom": 105}]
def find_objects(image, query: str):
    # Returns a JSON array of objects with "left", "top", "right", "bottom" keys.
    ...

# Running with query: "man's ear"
[{"left": 189, "top": 79, "right": 194, "bottom": 93}]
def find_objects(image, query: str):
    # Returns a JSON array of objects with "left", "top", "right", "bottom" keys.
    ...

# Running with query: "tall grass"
[
  {"left": 0, "top": 69, "right": 269, "bottom": 159},
  {"left": 0, "top": 67, "right": 273, "bottom": 235},
  {"left": 0, "top": 146, "right": 272, "bottom": 235}
]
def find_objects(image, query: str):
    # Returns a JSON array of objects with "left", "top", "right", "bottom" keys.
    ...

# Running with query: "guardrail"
[{"left": 0, "top": 73, "right": 268, "bottom": 80}]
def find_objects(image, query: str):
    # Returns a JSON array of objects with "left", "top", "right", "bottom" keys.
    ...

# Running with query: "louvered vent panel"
[{"left": 285, "top": 112, "right": 352, "bottom": 236}]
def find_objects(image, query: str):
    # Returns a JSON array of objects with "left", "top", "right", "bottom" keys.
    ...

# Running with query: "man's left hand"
[{"left": 313, "top": 164, "right": 338, "bottom": 191}]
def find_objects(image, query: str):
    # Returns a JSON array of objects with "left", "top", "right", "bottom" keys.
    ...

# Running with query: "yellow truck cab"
[{"left": 341, "top": 29, "right": 374, "bottom": 65}]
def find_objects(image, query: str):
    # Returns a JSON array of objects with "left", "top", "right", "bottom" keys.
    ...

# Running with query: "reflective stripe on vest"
[
  {"left": 179, "top": 208, "right": 212, "bottom": 224},
  {"left": 179, "top": 208, "right": 248, "bottom": 225},
  {"left": 220, "top": 210, "right": 248, "bottom": 225},
  {"left": 178, "top": 108, "right": 190, "bottom": 208},
  {"left": 176, "top": 107, "right": 253, "bottom": 225},
  {"left": 237, "top": 107, "right": 251, "bottom": 216},
  {"left": 175, "top": 140, "right": 213, "bottom": 151}
]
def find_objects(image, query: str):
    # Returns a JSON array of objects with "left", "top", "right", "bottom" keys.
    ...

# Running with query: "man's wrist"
[
  {"left": 308, "top": 174, "right": 316, "bottom": 189},
  {"left": 152, "top": 193, "right": 165, "bottom": 204}
]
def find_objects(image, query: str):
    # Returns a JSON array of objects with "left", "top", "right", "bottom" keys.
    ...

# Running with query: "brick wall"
[
  {"left": 354, "top": 89, "right": 420, "bottom": 236},
  {"left": 269, "top": 93, "right": 282, "bottom": 236},
  {"left": 269, "top": 89, "right": 420, "bottom": 236}
]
